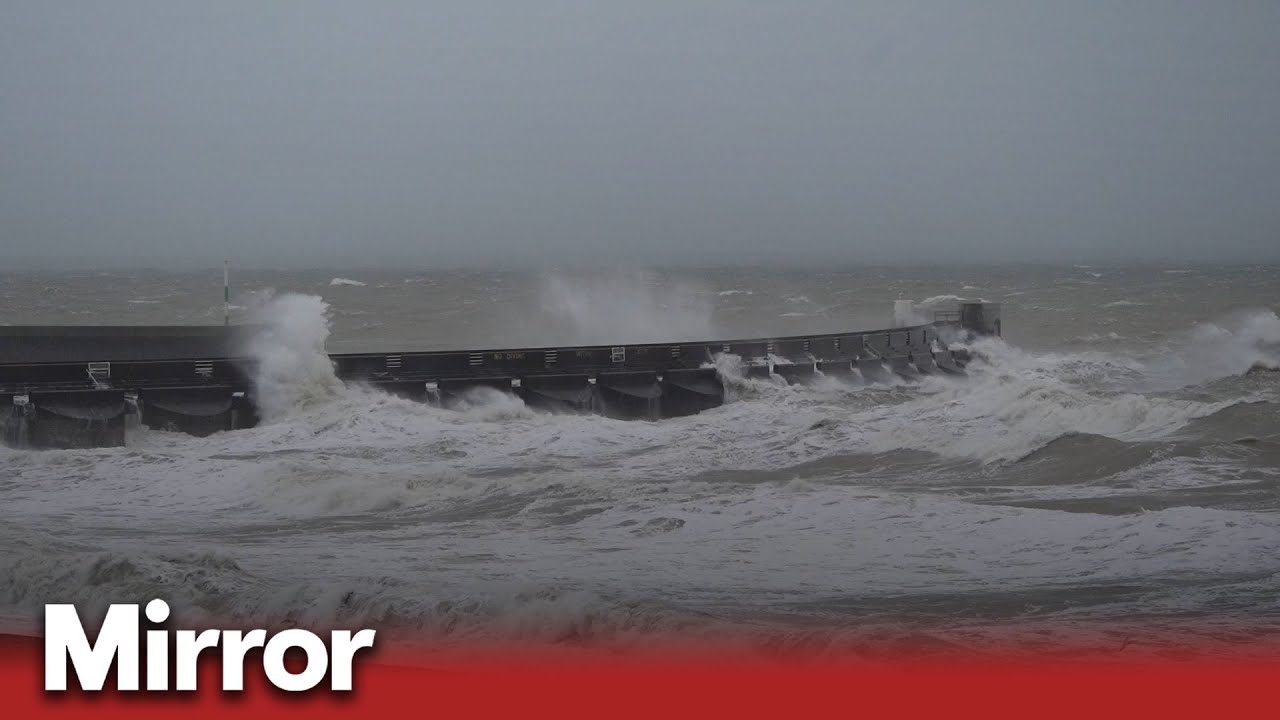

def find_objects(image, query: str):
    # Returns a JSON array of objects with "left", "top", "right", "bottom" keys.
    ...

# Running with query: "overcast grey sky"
[{"left": 3, "top": 1, "right": 1278, "bottom": 268}]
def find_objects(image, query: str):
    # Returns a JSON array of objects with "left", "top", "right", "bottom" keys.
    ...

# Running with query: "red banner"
[{"left": 6, "top": 633, "right": 1278, "bottom": 719}]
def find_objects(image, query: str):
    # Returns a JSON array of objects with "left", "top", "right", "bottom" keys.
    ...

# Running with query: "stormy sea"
[{"left": 2, "top": 265, "right": 1278, "bottom": 661}]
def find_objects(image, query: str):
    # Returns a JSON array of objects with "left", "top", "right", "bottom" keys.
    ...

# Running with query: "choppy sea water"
[{"left": 1, "top": 265, "right": 1278, "bottom": 660}]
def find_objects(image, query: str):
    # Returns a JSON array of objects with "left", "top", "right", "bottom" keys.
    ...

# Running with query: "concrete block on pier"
[
  {"left": 521, "top": 375, "right": 593, "bottom": 414},
  {"left": 594, "top": 371, "right": 661, "bottom": 420},
  {"left": 661, "top": 368, "right": 724, "bottom": 417},
  {"left": 960, "top": 303, "right": 1002, "bottom": 336},
  {"left": 27, "top": 390, "right": 127, "bottom": 449},
  {"left": 773, "top": 362, "right": 817, "bottom": 385},
  {"left": 139, "top": 387, "right": 234, "bottom": 437}
]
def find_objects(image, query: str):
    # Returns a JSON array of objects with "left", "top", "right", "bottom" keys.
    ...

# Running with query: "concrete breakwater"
[{"left": 0, "top": 303, "right": 1000, "bottom": 449}]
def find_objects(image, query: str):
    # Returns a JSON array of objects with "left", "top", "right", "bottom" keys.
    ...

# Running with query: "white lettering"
[
  {"left": 220, "top": 629, "right": 266, "bottom": 691},
  {"left": 263, "top": 629, "right": 329, "bottom": 692},
  {"left": 330, "top": 629, "right": 377, "bottom": 691},
  {"left": 44, "top": 601, "right": 377, "bottom": 692},
  {"left": 144, "top": 599, "right": 170, "bottom": 690},
  {"left": 175, "top": 629, "right": 222, "bottom": 691},
  {"left": 45, "top": 604, "right": 139, "bottom": 691}
]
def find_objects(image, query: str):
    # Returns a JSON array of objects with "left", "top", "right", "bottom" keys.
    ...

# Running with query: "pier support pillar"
[
  {"left": 595, "top": 371, "right": 661, "bottom": 420},
  {"left": 521, "top": 375, "right": 593, "bottom": 414},
  {"left": 818, "top": 360, "right": 858, "bottom": 382},
  {"left": 661, "top": 368, "right": 724, "bottom": 417},
  {"left": 27, "top": 390, "right": 127, "bottom": 449},
  {"left": 773, "top": 362, "right": 817, "bottom": 385},
  {"left": 1, "top": 395, "right": 22, "bottom": 448},
  {"left": 140, "top": 387, "right": 235, "bottom": 436},
  {"left": 856, "top": 359, "right": 890, "bottom": 384},
  {"left": 230, "top": 393, "right": 259, "bottom": 429}
]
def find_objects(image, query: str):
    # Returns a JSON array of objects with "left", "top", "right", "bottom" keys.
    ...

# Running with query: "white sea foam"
[
  {"left": 329, "top": 277, "right": 367, "bottom": 286},
  {"left": 1071, "top": 332, "right": 1125, "bottom": 343},
  {"left": 824, "top": 339, "right": 1232, "bottom": 462},
  {"left": 1141, "top": 309, "right": 1280, "bottom": 389},
  {"left": 4, "top": 289, "right": 1278, "bottom": 650},
  {"left": 3, "top": 479, "right": 1277, "bottom": 650}
]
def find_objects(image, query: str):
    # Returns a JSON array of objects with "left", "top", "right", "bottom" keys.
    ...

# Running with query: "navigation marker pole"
[{"left": 223, "top": 260, "right": 230, "bottom": 326}]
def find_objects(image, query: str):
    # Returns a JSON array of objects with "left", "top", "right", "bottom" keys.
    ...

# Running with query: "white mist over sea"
[{"left": 1, "top": 265, "right": 1279, "bottom": 658}]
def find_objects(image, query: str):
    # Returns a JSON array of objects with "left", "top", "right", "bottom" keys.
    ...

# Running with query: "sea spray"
[
  {"left": 537, "top": 271, "right": 717, "bottom": 345},
  {"left": 245, "top": 294, "right": 344, "bottom": 421},
  {"left": 837, "top": 336, "right": 1235, "bottom": 462},
  {"left": 1142, "top": 309, "right": 1280, "bottom": 389}
]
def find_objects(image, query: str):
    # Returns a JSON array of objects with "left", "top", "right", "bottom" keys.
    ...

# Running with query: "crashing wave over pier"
[{"left": 0, "top": 302, "right": 1001, "bottom": 449}]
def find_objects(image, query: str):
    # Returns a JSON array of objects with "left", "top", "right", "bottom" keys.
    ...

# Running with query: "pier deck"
[{"left": 0, "top": 303, "right": 1000, "bottom": 447}]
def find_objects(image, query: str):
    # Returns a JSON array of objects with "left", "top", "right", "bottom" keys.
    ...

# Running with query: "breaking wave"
[
  {"left": 1142, "top": 309, "right": 1280, "bottom": 389},
  {"left": 245, "top": 293, "right": 345, "bottom": 421},
  {"left": 0, "top": 535, "right": 699, "bottom": 649},
  {"left": 228, "top": 295, "right": 1277, "bottom": 469},
  {"left": 3, "top": 298, "right": 1279, "bottom": 653}
]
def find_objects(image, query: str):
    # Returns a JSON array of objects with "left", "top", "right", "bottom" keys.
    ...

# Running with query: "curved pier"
[{"left": 0, "top": 303, "right": 1000, "bottom": 449}]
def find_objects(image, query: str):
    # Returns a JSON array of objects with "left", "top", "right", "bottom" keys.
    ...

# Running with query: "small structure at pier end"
[{"left": 0, "top": 303, "right": 1001, "bottom": 449}]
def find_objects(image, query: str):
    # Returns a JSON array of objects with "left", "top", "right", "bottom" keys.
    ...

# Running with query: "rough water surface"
[{"left": 2, "top": 265, "right": 1278, "bottom": 659}]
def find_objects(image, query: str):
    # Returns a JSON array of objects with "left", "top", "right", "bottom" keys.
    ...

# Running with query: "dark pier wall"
[
  {"left": 25, "top": 390, "right": 128, "bottom": 449},
  {"left": 661, "top": 368, "right": 725, "bottom": 417},
  {"left": 139, "top": 387, "right": 235, "bottom": 437},
  {"left": 594, "top": 371, "right": 662, "bottom": 420},
  {"left": 0, "top": 305, "right": 995, "bottom": 448},
  {"left": 520, "top": 375, "right": 594, "bottom": 414}
]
